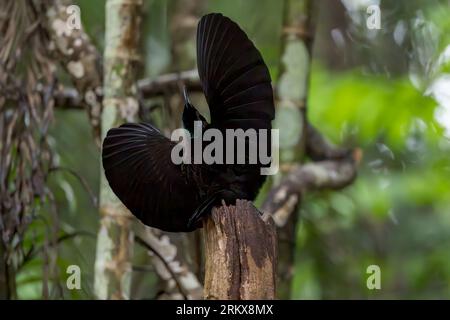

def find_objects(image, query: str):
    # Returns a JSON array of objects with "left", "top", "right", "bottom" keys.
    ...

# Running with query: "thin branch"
[
  {"left": 262, "top": 155, "right": 359, "bottom": 227},
  {"left": 132, "top": 265, "right": 155, "bottom": 273},
  {"left": 263, "top": 116, "right": 361, "bottom": 227},
  {"left": 53, "top": 87, "right": 83, "bottom": 110},
  {"left": 134, "top": 235, "right": 189, "bottom": 300},
  {"left": 18, "top": 231, "right": 96, "bottom": 271},
  {"left": 48, "top": 166, "right": 98, "bottom": 208},
  {"left": 133, "top": 220, "right": 203, "bottom": 300},
  {"left": 305, "top": 123, "right": 352, "bottom": 161},
  {"left": 52, "top": 70, "right": 202, "bottom": 110},
  {"left": 138, "top": 70, "right": 202, "bottom": 98}
]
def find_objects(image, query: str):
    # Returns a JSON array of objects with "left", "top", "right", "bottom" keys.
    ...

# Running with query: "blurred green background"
[{"left": 16, "top": 0, "right": 450, "bottom": 299}]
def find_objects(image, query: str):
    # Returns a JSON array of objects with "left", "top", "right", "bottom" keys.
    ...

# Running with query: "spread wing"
[
  {"left": 102, "top": 123, "right": 201, "bottom": 232},
  {"left": 196, "top": 13, "right": 275, "bottom": 131}
]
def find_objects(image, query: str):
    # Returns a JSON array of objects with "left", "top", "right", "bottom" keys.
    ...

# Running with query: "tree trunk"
[
  {"left": 94, "top": 0, "right": 143, "bottom": 300},
  {"left": 0, "top": 240, "right": 15, "bottom": 299},
  {"left": 203, "top": 200, "right": 277, "bottom": 300},
  {"left": 273, "top": 0, "right": 316, "bottom": 299}
]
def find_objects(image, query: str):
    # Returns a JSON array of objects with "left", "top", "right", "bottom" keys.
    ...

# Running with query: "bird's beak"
[{"left": 183, "top": 85, "right": 191, "bottom": 105}]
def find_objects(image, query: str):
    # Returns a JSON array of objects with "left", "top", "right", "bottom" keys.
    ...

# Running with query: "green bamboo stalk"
[{"left": 94, "top": 0, "right": 143, "bottom": 300}]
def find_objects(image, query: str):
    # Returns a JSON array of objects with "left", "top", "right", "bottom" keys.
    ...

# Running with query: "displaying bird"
[{"left": 102, "top": 13, "right": 275, "bottom": 232}]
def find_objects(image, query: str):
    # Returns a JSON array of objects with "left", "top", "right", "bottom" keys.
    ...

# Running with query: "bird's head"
[{"left": 182, "top": 86, "right": 207, "bottom": 135}]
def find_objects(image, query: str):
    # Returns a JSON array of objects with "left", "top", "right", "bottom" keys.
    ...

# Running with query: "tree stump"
[{"left": 203, "top": 200, "right": 277, "bottom": 300}]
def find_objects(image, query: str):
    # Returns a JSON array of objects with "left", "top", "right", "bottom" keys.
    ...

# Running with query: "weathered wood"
[{"left": 203, "top": 200, "right": 277, "bottom": 300}]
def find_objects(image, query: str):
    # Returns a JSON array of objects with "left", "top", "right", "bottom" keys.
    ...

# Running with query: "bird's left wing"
[{"left": 102, "top": 123, "right": 201, "bottom": 232}]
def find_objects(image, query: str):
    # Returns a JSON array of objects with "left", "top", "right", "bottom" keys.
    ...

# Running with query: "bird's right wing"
[
  {"left": 196, "top": 13, "right": 275, "bottom": 131},
  {"left": 102, "top": 123, "right": 201, "bottom": 232}
]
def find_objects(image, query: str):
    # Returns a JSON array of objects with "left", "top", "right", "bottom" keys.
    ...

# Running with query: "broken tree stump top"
[{"left": 203, "top": 199, "right": 277, "bottom": 300}]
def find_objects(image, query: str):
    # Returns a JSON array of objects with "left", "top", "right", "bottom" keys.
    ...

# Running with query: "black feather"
[
  {"left": 102, "top": 123, "right": 202, "bottom": 232},
  {"left": 102, "top": 13, "right": 275, "bottom": 232}
]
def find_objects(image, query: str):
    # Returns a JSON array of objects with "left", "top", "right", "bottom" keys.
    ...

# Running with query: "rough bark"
[
  {"left": 46, "top": 0, "right": 103, "bottom": 145},
  {"left": 203, "top": 200, "right": 277, "bottom": 300},
  {"left": 94, "top": 0, "right": 143, "bottom": 300}
]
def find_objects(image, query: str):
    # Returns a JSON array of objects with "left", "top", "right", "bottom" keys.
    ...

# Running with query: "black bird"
[{"left": 102, "top": 13, "right": 275, "bottom": 232}]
